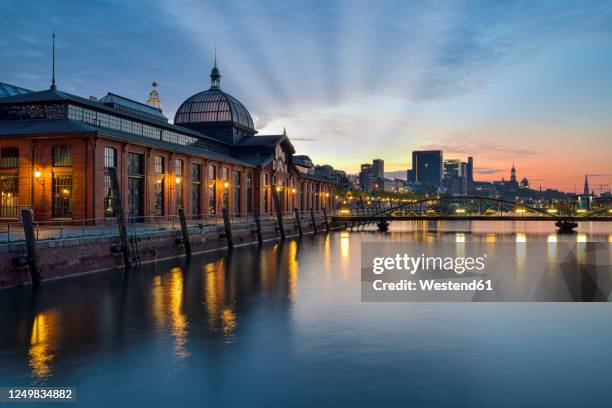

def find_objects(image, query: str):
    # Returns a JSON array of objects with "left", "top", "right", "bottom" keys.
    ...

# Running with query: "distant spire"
[
  {"left": 583, "top": 174, "right": 590, "bottom": 196},
  {"left": 50, "top": 30, "right": 56, "bottom": 91},
  {"left": 210, "top": 46, "right": 221, "bottom": 89},
  {"left": 283, "top": 126, "right": 287, "bottom": 136}
]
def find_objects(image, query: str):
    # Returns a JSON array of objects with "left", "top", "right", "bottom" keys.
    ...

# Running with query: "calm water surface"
[{"left": 1, "top": 221, "right": 612, "bottom": 407}]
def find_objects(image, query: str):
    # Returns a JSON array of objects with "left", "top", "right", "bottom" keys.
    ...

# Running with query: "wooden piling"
[
  {"left": 322, "top": 207, "right": 330, "bottom": 232},
  {"left": 108, "top": 167, "right": 131, "bottom": 269},
  {"left": 272, "top": 187, "right": 285, "bottom": 239},
  {"left": 294, "top": 208, "right": 303, "bottom": 236},
  {"left": 310, "top": 208, "right": 318, "bottom": 234},
  {"left": 21, "top": 208, "right": 41, "bottom": 286},
  {"left": 254, "top": 209, "right": 263, "bottom": 244},
  {"left": 177, "top": 208, "right": 192, "bottom": 257},
  {"left": 222, "top": 207, "right": 234, "bottom": 249}
]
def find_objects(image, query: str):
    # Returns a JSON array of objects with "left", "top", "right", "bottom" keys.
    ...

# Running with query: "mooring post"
[
  {"left": 359, "top": 196, "right": 365, "bottom": 226},
  {"left": 21, "top": 208, "right": 41, "bottom": 286},
  {"left": 272, "top": 187, "right": 285, "bottom": 239},
  {"left": 310, "top": 208, "right": 318, "bottom": 234},
  {"left": 177, "top": 208, "right": 192, "bottom": 257},
  {"left": 254, "top": 209, "right": 263, "bottom": 244},
  {"left": 108, "top": 167, "right": 131, "bottom": 269},
  {"left": 294, "top": 208, "right": 303, "bottom": 236},
  {"left": 222, "top": 207, "right": 234, "bottom": 249},
  {"left": 322, "top": 207, "right": 330, "bottom": 232}
]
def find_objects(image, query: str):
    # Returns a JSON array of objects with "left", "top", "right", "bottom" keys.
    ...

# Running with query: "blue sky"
[{"left": 1, "top": 0, "right": 611, "bottom": 191}]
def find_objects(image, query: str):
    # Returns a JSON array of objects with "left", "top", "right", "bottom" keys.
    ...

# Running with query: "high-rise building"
[
  {"left": 359, "top": 159, "right": 385, "bottom": 192},
  {"left": 467, "top": 156, "right": 474, "bottom": 191},
  {"left": 406, "top": 169, "right": 415, "bottom": 182},
  {"left": 444, "top": 159, "right": 467, "bottom": 195},
  {"left": 372, "top": 159, "right": 384, "bottom": 179},
  {"left": 412, "top": 150, "right": 443, "bottom": 188}
]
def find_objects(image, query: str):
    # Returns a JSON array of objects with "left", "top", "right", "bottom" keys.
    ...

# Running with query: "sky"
[{"left": 1, "top": 0, "right": 611, "bottom": 192}]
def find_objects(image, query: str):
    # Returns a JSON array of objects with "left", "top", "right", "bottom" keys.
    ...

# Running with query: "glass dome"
[
  {"left": 174, "top": 63, "right": 254, "bottom": 132},
  {"left": 174, "top": 89, "right": 254, "bottom": 130}
]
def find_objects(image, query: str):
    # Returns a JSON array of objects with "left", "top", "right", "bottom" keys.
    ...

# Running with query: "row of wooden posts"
[{"left": 17, "top": 167, "right": 332, "bottom": 287}]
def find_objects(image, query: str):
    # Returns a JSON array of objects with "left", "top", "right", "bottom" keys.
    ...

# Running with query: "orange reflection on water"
[
  {"left": 203, "top": 259, "right": 237, "bottom": 338},
  {"left": 150, "top": 268, "right": 189, "bottom": 358},
  {"left": 288, "top": 240, "right": 299, "bottom": 300},
  {"left": 340, "top": 231, "right": 350, "bottom": 260},
  {"left": 168, "top": 267, "right": 189, "bottom": 359},
  {"left": 515, "top": 234, "right": 527, "bottom": 282},
  {"left": 29, "top": 310, "right": 58, "bottom": 379}
]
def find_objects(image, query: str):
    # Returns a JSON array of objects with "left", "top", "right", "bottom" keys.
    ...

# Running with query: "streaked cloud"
[{"left": 0, "top": 0, "right": 611, "bottom": 191}]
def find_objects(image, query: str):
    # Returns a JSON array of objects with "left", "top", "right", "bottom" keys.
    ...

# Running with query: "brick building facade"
[{"left": 0, "top": 66, "right": 335, "bottom": 221}]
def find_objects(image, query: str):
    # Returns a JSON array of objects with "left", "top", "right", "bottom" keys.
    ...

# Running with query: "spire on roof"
[
  {"left": 283, "top": 126, "right": 287, "bottom": 137},
  {"left": 50, "top": 30, "right": 56, "bottom": 91},
  {"left": 210, "top": 46, "right": 221, "bottom": 89},
  {"left": 146, "top": 82, "right": 163, "bottom": 112},
  {"left": 583, "top": 174, "right": 590, "bottom": 196}
]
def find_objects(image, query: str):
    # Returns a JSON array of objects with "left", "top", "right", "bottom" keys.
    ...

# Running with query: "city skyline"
[{"left": 1, "top": 0, "right": 611, "bottom": 192}]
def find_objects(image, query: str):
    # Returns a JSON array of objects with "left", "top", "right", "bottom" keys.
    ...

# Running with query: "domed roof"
[{"left": 174, "top": 64, "right": 254, "bottom": 131}]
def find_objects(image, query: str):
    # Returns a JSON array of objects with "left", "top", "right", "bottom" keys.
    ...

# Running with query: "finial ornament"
[
  {"left": 146, "top": 81, "right": 163, "bottom": 112},
  {"left": 210, "top": 47, "right": 221, "bottom": 89},
  {"left": 50, "top": 30, "right": 56, "bottom": 90}
]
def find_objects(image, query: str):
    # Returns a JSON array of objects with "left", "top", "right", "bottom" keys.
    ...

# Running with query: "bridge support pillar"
[
  {"left": 555, "top": 220, "right": 578, "bottom": 234},
  {"left": 377, "top": 219, "right": 390, "bottom": 232}
]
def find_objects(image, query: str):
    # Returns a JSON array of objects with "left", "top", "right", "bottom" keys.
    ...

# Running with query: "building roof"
[
  {"left": 237, "top": 134, "right": 296, "bottom": 153},
  {"left": 0, "top": 117, "right": 95, "bottom": 135},
  {"left": 0, "top": 82, "right": 32, "bottom": 99},
  {"left": 0, "top": 87, "right": 230, "bottom": 146},
  {"left": 98, "top": 92, "right": 167, "bottom": 122},
  {"left": 174, "top": 64, "right": 255, "bottom": 132},
  {"left": 174, "top": 88, "right": 254, "bottom": 131},
  {"left": 0, "top": 119, "right": 256, "bottom": 168}
]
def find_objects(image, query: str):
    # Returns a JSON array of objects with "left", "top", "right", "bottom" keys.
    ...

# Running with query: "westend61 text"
[{"left": 372, "top": 279, "right": 493, "bottom": 292}]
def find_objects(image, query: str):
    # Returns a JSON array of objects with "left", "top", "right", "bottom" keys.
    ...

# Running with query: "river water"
[{"left": 1, "top": 221, "right": 612, "bottom": 407}]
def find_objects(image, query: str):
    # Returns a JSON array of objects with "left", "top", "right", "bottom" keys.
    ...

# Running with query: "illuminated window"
[
  {"left": 233, "top": 170, "right": 241, "bottom": 214},
  {"left": 52, "top": 174, "right": 72, "bottom": 218},
  {"left": 208, "top": 164, "right": 217, "bottom": 215}
]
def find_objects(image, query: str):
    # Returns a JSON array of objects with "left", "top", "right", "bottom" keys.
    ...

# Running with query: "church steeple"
[
  {"left": 210, "top": 47, "right": 221, "bottom": 89},
  {"left": 510, "top": 163, "right": 516, "bottom": 183},
  {"left": 583, "top": 174, "right": 590, "bottom": 196}
]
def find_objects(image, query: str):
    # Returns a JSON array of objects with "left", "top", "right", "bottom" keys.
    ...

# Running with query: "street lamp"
[{"left": 175, "top": 176, "right": 182, "bottom": 184}]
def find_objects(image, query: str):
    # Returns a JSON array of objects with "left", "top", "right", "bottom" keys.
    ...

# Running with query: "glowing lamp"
[
  {"left": 34, "top": 170, "right": 42, "bottom": 178},
  {"left": 224, "top": 181, "right": 229, "bottom": 189}
]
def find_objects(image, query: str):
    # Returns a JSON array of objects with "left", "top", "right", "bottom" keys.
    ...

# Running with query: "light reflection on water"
[{"left": 0, "top": 220, "right": 611, "bottom": 407}]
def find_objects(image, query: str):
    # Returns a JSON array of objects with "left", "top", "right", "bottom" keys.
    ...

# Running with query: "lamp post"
[{"left": 33, "top": 169, "right": 45, "bottom": 215}]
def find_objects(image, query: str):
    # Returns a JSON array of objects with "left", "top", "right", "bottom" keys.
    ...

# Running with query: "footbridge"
[{"left": 332, "top": 196, "right": 612, "bottom": 233}]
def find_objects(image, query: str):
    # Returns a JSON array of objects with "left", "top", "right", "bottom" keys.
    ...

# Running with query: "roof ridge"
[{"left": 103, "top": 92, "right": 159, "bottom": 110}]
